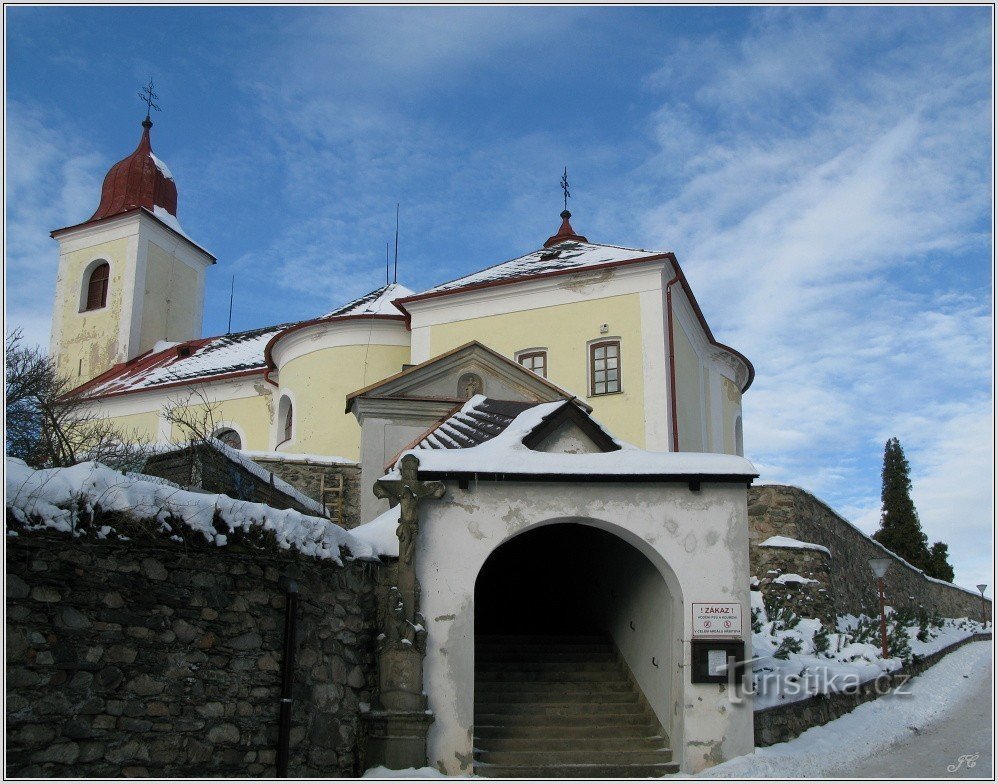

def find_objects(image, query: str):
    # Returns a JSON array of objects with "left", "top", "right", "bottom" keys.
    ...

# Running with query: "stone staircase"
[{"left": 473, "top": 634, "right": 680, "bottom": 778}]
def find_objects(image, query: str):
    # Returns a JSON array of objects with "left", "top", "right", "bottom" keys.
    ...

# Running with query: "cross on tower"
[
  {"left": 561, "top": 167, "right": 571, "bottom": 212},
  {"left": 138, "top": 79, "right": 161, "bottom": 121}
]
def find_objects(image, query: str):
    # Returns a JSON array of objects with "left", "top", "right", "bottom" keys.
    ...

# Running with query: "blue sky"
[{"left": 5, "top": 7, "right": 993, "bottom": 588}]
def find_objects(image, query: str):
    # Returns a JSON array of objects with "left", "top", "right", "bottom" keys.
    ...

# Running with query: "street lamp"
[
  {"left": 869, "top": 558, "right": 892, "bottom": 659},
  {"left": 976, "top": 584, "right": 988, "bottom": 628}
]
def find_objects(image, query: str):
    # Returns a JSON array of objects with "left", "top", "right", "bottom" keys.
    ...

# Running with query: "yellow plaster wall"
[
  {"left": 672, "top": 313, "right": 704, "bottom": 452},
  {"left": 277, "top": 343, "right": 411, "bottom": 460},
  {"left": 101, "top": 410, "right": 160, "bottom": 443},
  {"left": 722, "top": 377, "right": 742, "bottom": 456},
  {"left": 138, "top": 241, "right": 201, "bottom": 356},
  {"left": 166, "top": 388, "right": 275, "bottom": 451},
  {"left": 425, "top": 294, "right": 648, "bottom": 447},
  {"left": 52, "top": 237, "right": 130, "bottom": 385}
]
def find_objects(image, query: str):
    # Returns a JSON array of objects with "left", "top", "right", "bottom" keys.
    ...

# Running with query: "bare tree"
[
  {"left": 162, "top": 387, "right": 226, "bottom": 446},
  {"left": 4, "top": 330, "right": 150, "bottom": 469}
]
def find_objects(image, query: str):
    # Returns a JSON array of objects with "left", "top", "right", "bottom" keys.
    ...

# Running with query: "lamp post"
[
  {"left": 869, "top": 558, "right": 891, "bottom": 659},
  {"left": 976, "top": 584, "right": 988, "bottom": 628}
]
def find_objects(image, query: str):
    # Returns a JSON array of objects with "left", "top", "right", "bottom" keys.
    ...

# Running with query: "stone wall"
[
  {"left": 749, "top": 485, "right": 990, "bottom": 621},
  {"left": 142, "top": 444, "right": 323, "bottom": 517},
  {"left": 755, "top": 632, "right": 992, "bottom": 746},
  {"left": 251, "top": 458, "right": 361, "bottom": 529},
  {"left": 754, "top": 543, "right": 835, "bottom": 626},
  {"left": 6, "top": 524, "right": 380, "bottom": 778}
]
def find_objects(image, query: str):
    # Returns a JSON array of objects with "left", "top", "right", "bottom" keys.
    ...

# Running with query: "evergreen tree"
[
  {"left": 925, "top": 541, "right": 955, "bottom": 583},
  {"left": 872, "top": 437, "right": 931, "bottom": 571}
]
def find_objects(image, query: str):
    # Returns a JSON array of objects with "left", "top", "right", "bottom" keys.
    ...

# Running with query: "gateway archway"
[{"left": 473, "top": 522, "right": 679, "bottom": 777}]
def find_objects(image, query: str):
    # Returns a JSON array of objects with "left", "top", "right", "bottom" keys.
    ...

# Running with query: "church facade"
[
  {"left": 46, "top": 116, "right": 761, "bottom": 775},
  {"left": 52, "top": 118, "right": 753, "bottom": 483}
]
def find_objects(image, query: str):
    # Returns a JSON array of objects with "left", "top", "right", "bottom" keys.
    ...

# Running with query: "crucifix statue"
[
  {"left": 373, "top": 455, "right": 445, "bottom": 642},
  {"left": 561, "top": 166, "right": 571, "bottom": 212},
  {"left": 371, "top": 454, "right": 445, "bottom": 717}
]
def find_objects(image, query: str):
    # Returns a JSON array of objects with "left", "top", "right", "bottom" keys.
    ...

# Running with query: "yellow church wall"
[
  {"left": 672, "top": 312, "right": 704, "bottom": 452},
  {"left": 53, "top": 237, "right": 131, "bottom": 384},
  {"left": 103, "top": 410, "right": 160, "bottom": 443},
  {"left": 425, "top": 294, "right": 648, "bottom": 447},
  {"left": 277, "top": 343, "right": 411, "bottom": 460},
  {"left": 138, "top": 241, "right": 202, "bottom": 356},
  {"left": 722, "top": 377, "right": 741, "bottom": 455},
  {"left": 167, "top": 389, "right": 274, "bottom": 451}
]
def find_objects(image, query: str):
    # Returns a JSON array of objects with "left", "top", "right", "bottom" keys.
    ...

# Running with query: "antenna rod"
[
  {"left": 394, "top": 203, "right": 399, "bottom": 284},
  {"left": 386, "top": 243, "right": 390, "bottom": 286},
  {"left": 227, "top": 275, "right": 234, "bottom": 334}
]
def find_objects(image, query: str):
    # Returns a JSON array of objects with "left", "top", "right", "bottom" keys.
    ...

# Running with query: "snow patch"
[
  {"left": 351, "top": 505, "right": 401, "bottom": 558},
  {"left": 771, "top": 573, "right": 819, "bottom": 585},
  {"left": 5, "top": 457, "right": 374, "bottom": 564},
  {"left": 241, "top": 450, "right": 357, "bottom": 466},
  {"left": 149, "top": 152, "right": 174, "bottom": 179},
  {"left": 759, "top": 536, "right": 831, "bottom": 556}
]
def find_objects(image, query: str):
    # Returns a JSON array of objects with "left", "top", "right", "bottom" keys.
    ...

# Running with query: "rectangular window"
[
  {"left": 590, "top": 340, "right": 621, "bottom": 396},
  {"left": 517, "top": 350, "right": 547, "bottom": 379}
]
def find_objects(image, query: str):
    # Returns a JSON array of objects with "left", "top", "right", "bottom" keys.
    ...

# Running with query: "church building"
[{"left": 47, "top": 115, "right": 761, "bottom": 775}]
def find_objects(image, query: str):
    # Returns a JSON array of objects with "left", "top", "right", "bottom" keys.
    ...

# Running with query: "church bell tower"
[{"left": 49, "top": 111, "right": 215, "bottom": 386}]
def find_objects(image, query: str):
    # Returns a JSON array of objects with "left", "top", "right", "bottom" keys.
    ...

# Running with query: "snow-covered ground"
[
  {"left": 705, "top": 640, "right": 993, "bottom": 778},
  {"left": 750, "top": 588, "right": 985, "bottom": 710}
]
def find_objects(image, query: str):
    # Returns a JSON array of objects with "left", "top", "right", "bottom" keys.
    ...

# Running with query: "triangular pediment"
[
  {"left": 346, "top": 341, "right": 586, "bottom": 414},
  {"left": 522, "top": 402, "right": 620, "bottom": 454}
]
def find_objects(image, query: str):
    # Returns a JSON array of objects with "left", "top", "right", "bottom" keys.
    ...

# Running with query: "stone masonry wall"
[
  {"left": 252, "top": 459, "right": 361, "bottom": 529},
  {"left": 6, "top": 525, "right": 380, "bottom": 778},
  {"left": 754, "top": 544, "right": 836, "bottom": 626},
  {"left": 749, "top": 485, "right": 990, "bottom": 621}
]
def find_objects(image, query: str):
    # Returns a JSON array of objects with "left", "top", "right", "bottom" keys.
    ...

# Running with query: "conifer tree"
[
  {"left": 873, "top": 437, "right": 931, "bottom": 571},
  {"left": 925, "top": 541, "right": 955, "bottom": 583}
]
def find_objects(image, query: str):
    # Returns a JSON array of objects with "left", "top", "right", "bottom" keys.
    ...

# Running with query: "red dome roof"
[
  {"left": 544, "top": 210, "right": 588, "bottom": 248},
  {"left": 87, "top": 118, "right": 178, "bottom": 223}
]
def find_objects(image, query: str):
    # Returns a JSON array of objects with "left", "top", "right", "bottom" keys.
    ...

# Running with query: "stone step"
[
  {"left": 476, "top": 700, "right": 648, "bottom": 717},
  {"left": 474, "top": 721, "right": 662, "bottom": 740},
  {"left": 475, "top": 661, "right": 622, "bottom": 674},
  {"left": 475, "top": 735, "right": 668, "bottom": 752},
  {"left": 475, "top": 663, "right": 626, "bottom": 684},
  {"left": 476, "top": 689, "right": 641, "bottom": 704},
  {"left": 475, "top": 748, "right": 673, "bottom": 766},
  {"left": 476, "top": 683, "right": 635, "bottom": 698},
  {"left": 475, "top": 712, "right": 657, "bottom": 730},
  {"left": 476, "top": 641, "right": 616, "bottom": 654},
  {"left": 474, "top": 761, "right": 681, "bottom": 778}
]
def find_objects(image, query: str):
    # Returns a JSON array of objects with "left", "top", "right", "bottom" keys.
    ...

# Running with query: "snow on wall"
[
  {"left": 5, "top": 458, "right": 375, "bottom": 564},
  {"left": 759, "top": 536, "right": 831, "bottom": 556}
]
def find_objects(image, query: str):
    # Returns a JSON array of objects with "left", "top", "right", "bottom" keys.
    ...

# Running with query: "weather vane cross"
[
  {"left": 138, "top": 79, "right": 161, "bottom": 121},
  {"left": 561, "top": 167, "right": 570, "bottom": 212}
]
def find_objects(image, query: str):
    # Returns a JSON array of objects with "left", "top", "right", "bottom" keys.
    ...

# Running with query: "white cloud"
[
  {"left": 5, "top": 102, "right": 104, "bottom": 349},
  {"left": 637, "top": 9, "right": 991, "bottom": 587}
]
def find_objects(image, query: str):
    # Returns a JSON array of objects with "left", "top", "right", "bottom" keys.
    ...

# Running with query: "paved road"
[{"left": 824, "top": 666, "right": 993, "bottom": 779}]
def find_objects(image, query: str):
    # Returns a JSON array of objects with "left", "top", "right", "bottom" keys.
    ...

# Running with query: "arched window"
[
  {"left": 213, "top": 428, "right": 241, "bottom": 450},
  {"left": 284, "top": 403, "right": 293, "bottom": 443},
  {"left": 84, "top": 262, "right": 110, "bottom": 311}
]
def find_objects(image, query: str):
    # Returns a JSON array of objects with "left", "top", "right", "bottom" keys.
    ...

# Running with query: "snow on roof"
[
  {"left": 409, "top": 241, "right": 664, "bottom": 300},
  {"left": 350, "top": 504, "right": 401, "bottom": 559},
  {"left": 240, "top": 450, "right": 357, "bottom": 466},
  {"left": 388, "top": 398, "right": 758, "bottom": 479},
  {"left": 5, "top": 457, "right": 375, "bottom": 563},
  {"left": 149, "top": 152, "right": 174, "bottom": 180},
  {"left": 78, "top": 284, "right": 414, "bottom": 398},
  {"left": 405, "top": 395, "right": 536, "bottom": 454},
  {"left": 80, "top": 322, "right": 292, "bottom": 397},
  {"left": 151, "top": 204, "right": 192, "bottom": 242},
  {"left": 759, "top": 536, "right": 832, "bottom": 556},
  {"left": 322, "top": 282, "right": 414, "bottom": 318}
]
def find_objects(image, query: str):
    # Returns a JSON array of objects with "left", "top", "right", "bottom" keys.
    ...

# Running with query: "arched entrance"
[{"left": 473, "top": 522, "right": 679, "bottom": 777}]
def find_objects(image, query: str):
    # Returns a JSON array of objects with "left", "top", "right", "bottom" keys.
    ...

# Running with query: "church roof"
[
  {"left": 397, "top": 240, "right": 668, "bottom": 305},
  {"left": 73, "top": 284, "right": 412, "bottom": 400},
  {"left": 73, "top": 323, "right": 291, "bottom": 399},
  {"left": 88, "top": 118, "right": 178, "bottom": 225}
]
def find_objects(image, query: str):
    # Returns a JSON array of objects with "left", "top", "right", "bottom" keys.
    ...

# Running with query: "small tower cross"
[
  {"left": 138, "top": 79, "right": 161, "bottom": 122},
  {"left": 561, "top": 167, "right": 571, "bottom": 212}
]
